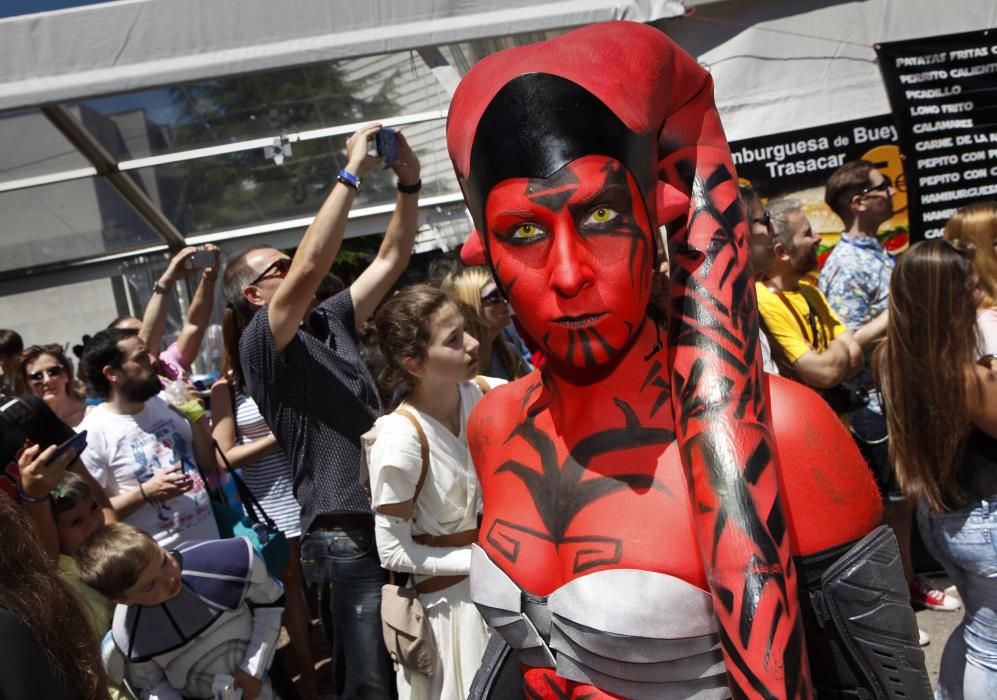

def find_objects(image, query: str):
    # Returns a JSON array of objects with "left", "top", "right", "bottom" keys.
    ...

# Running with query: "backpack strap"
[
  {"left": 393, "top": 407, "right": 430, "bottom": 501},
  {"left": 473, "top": 376, "right": 491, "bottom": 395}
]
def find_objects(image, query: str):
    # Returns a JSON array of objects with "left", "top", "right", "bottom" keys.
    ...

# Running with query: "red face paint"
[{"left": 483, "top": 155, "right": 653, "bottom": 369}]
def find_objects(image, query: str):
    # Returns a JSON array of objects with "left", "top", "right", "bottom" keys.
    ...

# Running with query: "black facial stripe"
[
  {"left": 577, "top": 329, "right": 597, "bottom": 367},
  {"left": 586, "top": 326, "right": 617, "bottom": 358},
  {"left": 527, "top": 188, "right": 577, "bottom": 213}
]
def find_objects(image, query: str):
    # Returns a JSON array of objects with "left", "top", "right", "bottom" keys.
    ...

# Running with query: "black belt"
[{"left": 310, "top": 512, "right": 374, "bottom": 532}]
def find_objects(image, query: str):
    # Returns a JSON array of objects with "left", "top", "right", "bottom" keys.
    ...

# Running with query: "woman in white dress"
[{"left": 367, "top": 284, "right": 496, "bottom": 700}]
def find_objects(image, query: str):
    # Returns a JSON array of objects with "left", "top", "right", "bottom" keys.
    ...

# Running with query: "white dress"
[{"left": 367, "top": 379, "right": 499, "bottom": 700}]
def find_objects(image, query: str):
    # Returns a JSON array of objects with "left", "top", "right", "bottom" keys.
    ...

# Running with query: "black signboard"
[
  {"left": 729, "top": 115, "right": 910, "bottom": 261},
  {"left": 877, "top": 28, "right": 997, "bottom": 241}
]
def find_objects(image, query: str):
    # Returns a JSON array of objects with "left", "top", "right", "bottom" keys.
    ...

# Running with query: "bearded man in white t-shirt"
[{"left": 78, "top": 327, "right": 218, "bottom": 548}]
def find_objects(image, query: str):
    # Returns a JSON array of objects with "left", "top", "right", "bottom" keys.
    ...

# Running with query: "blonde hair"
[
  {"left": 75, "top": 523, "right": 157, "bottom": 599},
  {"left": 943, "top": 201, "right": 997, "bottom": 306},
  {"left": 441, "top": 266, "right": 526, "bottom": 379},
  {"left": 442, "top": 265, "right": 493, "bottom": 316}
]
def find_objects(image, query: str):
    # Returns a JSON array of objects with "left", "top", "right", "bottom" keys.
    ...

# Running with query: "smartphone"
[
  {"left": 46, "top": 430, "right": 87, "bottom": 464},
  {"left": 375, "top": 128, "right": 400, "bottom": 165},
  {"left": 184, "top": 249, "right": 215, "bottom": 270}
]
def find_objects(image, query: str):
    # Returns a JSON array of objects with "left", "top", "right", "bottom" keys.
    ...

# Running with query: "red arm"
[{"left": 659, "top": 68, "right": 811, "bottom": 698}]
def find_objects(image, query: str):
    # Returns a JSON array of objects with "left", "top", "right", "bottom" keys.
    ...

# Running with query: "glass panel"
[
  {"left": 77, "top": 51, "right": 451, "bottom": 160},
  {"left": 0, "top": 108, "right": 92, "bottom": 183},
  {"left": 131, "top": 117, "right": 459, "bottom": 235},
  {"left": 0, "top": 176, "right": 164, "bottom": 271},
  {"left": 1, "top": 0, "right": 110, "bottom": 20}
]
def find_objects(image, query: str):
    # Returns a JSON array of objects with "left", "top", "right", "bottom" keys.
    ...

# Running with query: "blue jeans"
[
  {"left": 300, "top": 526, "right": 393, "bottom": 699},
  {"left": 917, "top": 499, "right": 997, "bottom": 700}
]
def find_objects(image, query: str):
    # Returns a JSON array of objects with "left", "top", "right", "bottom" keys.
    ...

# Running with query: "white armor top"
[{"left": 470, "top": 545, "right": 731, "bottom": 699}]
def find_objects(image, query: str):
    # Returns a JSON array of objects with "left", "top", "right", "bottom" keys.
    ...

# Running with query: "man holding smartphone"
[{"left": 224, "top": 124, "right": 421, "bottom": 699}]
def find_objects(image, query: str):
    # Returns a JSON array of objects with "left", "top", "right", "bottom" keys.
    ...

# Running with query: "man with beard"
[
  {"left": 755, "top": 198, "right": 863, "bottom": 398},
  {"left": 78, "top": 328, "right": 218, "bottom": 547}
]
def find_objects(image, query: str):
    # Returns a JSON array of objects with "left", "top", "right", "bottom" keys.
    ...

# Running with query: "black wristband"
[{"left": 397, "top": 179, "right": 422, "bottom": 194}]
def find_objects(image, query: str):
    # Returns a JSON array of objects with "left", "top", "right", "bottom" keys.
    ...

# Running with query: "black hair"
[{"left": 80, "top": 328, "right": 138, "bottom": 398}]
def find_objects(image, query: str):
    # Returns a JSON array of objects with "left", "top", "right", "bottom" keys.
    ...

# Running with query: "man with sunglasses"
[
  {"left": 224, "top": 124, "right": 421, "bottom": 700},
  {"left": 821, "top": 160, "right": 960, "bottom": 626},
  {"left": 755, "top": 198, "right": 863, "bottom": 394}
]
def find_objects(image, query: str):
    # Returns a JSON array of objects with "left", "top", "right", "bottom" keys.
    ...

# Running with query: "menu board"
[{"left": 877, "top": 29, "right": 997, "bottom": 240}]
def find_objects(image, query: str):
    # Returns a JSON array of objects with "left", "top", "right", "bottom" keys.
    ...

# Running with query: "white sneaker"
[{"left": 918, "top": 627, "right": 930, "bottom": 646}]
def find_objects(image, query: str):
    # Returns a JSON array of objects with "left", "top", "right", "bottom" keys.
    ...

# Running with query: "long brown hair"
[
  {"left": 943, "top": 200, "right": 997, "bottom": 306},
  {"left": 0, "top": 494, "right": 109, "bottom": 698},
  {"left": 875, "top": 240, "right": 983, "bottom": 511},
  {"left": 221, "top": 303, "right": 252, "bottom": 391},
  {"left": 373, "top": 285, "right": 455, "bottom": 407}
]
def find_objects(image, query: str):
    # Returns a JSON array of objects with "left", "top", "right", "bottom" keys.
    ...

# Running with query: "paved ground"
[{"left": 916, "top": 575, "right": 964, "bottom": 692}]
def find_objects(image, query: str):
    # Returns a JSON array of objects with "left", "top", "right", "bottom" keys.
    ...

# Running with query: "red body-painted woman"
[{"left": 448, "top": 22, "right": 928, "bottom": 700}]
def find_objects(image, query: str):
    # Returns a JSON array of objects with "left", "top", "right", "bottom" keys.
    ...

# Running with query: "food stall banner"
[
  {"left": 877, "top": 28, "right": 997, "bottom": 241},
  {"left": 730, "top": 115, "right": 909, "bottom": 262}
]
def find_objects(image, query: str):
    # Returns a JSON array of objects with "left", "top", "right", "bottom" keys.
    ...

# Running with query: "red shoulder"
[
  {"left": 467, "top": 372, "right": 542, "bottom": 471},
  {"left": 767, "top": 375, "right": 882, "bottom": 556}
]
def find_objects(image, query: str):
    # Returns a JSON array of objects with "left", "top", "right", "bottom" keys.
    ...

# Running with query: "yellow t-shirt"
[{"left": 756, "top": 281, "right": 845, "bottom": 365}]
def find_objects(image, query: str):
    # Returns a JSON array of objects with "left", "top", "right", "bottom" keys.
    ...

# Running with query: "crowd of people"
[
  {"left": 0, "top": 20, "right": 995, "bottom": 700},
  {"left": 0, "top": 123, "right": 533, "bottom": 700}
]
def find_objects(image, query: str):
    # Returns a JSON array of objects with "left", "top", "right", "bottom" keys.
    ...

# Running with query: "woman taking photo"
[
  {"left": 443, "top": 266, "right": 530, "bottom": 380},
  {"left": 944, "top": 201, "right": 997, "bottom": 367},
  {"left": 367, "top": 284, "right": 496, "bottom": 699},
  {"left": 210, "top": 298, "right": 317, "bottom": 698},
  {"left": 19, "top": 344, "right": 91, "bottom": 428},
  {"left": 876, "top": 240, "right": 997, "bottom": 699}
]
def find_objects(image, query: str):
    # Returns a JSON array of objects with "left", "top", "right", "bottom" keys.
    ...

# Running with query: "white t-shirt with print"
[{"left": 78, "top": 397, "right": 218, "bottom": 548}]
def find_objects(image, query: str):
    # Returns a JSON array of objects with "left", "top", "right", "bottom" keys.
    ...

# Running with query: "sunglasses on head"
[
  {"left": 859, "top": 174, "right": 892, "bottom": 197},
  {"left": 27, "top": 366, "right": 64, "bottom": 383},
  {"left": 481, "top": 288, "right": 504, "bottom": 305},
  {"left": 249, "top": 257, "right": 291, "bottom": 286}
]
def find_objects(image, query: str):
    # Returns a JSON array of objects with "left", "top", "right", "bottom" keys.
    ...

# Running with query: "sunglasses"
[
  {"left": 859, "top": 175, "right": 892, "bottom": 197},
  {"left": 249, "top": 257, "right": 291, "bottom": 286},
  {"left": 27, "top": 366, "right": 64, "bottom": 383},
  {"left": 752, "top": 211, "right": 772, "bottom": 230},
  {"left": 481, "top": 288, "right": 504, "bottom": 305}
]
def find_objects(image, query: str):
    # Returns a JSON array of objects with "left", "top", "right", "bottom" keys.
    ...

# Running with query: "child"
[{"left": 76, "top": 523, "right": 284, "bottom": 700}]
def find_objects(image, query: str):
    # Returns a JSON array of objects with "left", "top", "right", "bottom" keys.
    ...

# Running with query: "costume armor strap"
[
  {"left": 113, "top": 538, "right": 254, "bottom": 662},
  {"left": 470, "top": 545, "right": 730, "bottom": 699},
  {"left": 801, "top": 525, "right": 932, "bottom": 700}
]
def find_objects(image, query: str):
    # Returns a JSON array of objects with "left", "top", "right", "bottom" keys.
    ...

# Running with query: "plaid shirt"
[{"left": 819, "top": 232, "right": 895, "bottom": 414}]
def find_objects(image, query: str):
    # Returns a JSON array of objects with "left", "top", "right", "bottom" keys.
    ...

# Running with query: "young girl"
[
  {"left": 367, "top": 284, "right": 497, "bottom": 699},
  {"left": 876, "top": 240, "right": 997, "bottom": 699},
  {"left": 211, "top": 300, "right": 316, "bottom": 698}
]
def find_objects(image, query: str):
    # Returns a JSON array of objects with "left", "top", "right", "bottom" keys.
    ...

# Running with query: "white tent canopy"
[
  {"left": 0, "top": 0, "right": 689, "bottom": 112},
  {"left": 664, "top": 0, "right": 997, "bottom": 141}
]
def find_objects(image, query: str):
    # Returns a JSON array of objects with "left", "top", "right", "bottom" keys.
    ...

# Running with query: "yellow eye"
[
  {"left": 586, "top": 207, "right": 618, "bottom": 225},
  {"left": 510, "top": 223, "right": 545, "bottom": 241}
]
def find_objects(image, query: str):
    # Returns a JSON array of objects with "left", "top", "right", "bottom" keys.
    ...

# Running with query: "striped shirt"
[{"left": 233, "top": 388, "right": 301, "bottom": 538}]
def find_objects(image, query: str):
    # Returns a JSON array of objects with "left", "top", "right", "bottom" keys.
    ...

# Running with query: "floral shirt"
[{"left": 818, "top": 232, "right": 895, "bottom": 414}]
